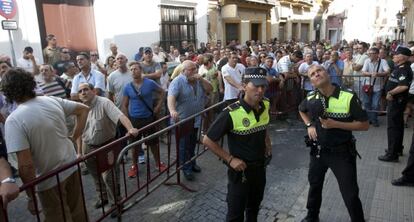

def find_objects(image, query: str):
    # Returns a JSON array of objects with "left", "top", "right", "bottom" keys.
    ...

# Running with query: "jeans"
[
  {"left": 361, "top": 90, "right": 381, "bottom": 124},
  {"left": 178, "top": 128, "right": 198, "bottom": 174}
]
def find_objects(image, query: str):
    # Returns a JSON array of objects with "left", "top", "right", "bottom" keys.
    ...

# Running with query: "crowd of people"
[{"left": 0, "top": 32, "right": 414, "bottom": 221}]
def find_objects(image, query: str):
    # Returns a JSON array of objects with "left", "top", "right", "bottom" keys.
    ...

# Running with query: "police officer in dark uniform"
[
  {"left": 299, "top": 64, "right": 369, "bottom": 222},
  {"left": 203, "top": 67, "right": 272, "bottom": 222},
  {"left": 378, "top": 47, "right": 413, "bottom": 162}
]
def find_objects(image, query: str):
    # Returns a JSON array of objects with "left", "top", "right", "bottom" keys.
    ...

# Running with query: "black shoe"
[
  {"left": 372, "top": 122, "right": 380, "bottom": 127},
  {"left": 378, "top": 154, "right": 399, "bottom": 162},
  {"left": 94, "top": 199, "right": 108, "bottom": 209},
  {"left": 183, "top": 172, "right": 194, "bottom": 181},
  {"left": 301, "top": 216, "right": 319, "bottom": 222},
  {"left": 391, "top": 177, "right": 414, "bottom": 186},
  {"left": 192, "top": 165, "right": 201, "bottom": 173}
]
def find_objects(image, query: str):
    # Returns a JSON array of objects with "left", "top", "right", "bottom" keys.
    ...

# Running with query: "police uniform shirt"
[
  {"left": 298, "top": 85, "right": 368, "bottom": 147},
  {"left": 385, "top": 61, "right": 413, "bottom": 98},
  {"left": 206, "top": 99, "right": 268, "bottom": 163}
]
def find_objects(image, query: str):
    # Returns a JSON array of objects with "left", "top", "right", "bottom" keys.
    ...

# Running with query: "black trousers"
[
  {"left": 226, "top": 166, "right": 266, "bottom": 222},
  {"left": 387, "top": 98, "right": 407, "bottom": 156},
  {"left": 402, "top": 132, "right": 414, "bottom": 181},
  {"left": 306, "top": 150, "right": 365, "bottom": 222}
]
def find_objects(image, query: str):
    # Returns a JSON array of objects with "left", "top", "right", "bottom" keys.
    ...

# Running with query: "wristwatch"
[
  {"left": 305, "top": 122, "right": 313, "bottom": 128},
  {"left": 1, "top": 177, "right": 16, "bottom": 184}
]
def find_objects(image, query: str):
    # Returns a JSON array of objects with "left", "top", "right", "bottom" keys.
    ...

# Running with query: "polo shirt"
[
  {"left": 82, "top": 96, "right": 123, "bottom": 146},
  {"left": 299, "top": 85, "right": 368, "bottom": 147},
  {"left": 206, "top": 98, "right": 268, "bottom": 163},
  {"left": 168, "top": 73, "right": 206, "bottom": 128}
]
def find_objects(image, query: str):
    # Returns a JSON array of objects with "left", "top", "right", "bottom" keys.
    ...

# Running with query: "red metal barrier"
[{"left": 5, "top": 101, "right": 224, "bottom": 222}]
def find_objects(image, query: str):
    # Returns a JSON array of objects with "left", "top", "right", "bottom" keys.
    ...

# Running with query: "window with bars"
[{"left": 160, "top": 5, "right": 197, "bottom": 52}]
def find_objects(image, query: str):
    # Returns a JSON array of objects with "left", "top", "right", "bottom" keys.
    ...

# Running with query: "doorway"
[{"left": 251, "top": 23, "right": 261, "bottom": 41}]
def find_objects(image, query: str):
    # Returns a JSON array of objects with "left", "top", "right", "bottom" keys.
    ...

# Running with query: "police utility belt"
[{"left": 305, "top": 136, "right": 361, "bottom": 159}]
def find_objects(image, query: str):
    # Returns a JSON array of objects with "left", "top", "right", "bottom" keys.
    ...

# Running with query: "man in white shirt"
[
  {"left": 352, "top": 42, "right": 369, "bottom": 95},
  {"left": 17, "top": 47, "right": 39, "bottom": 75},
  {"left": 71, "top": 52, "right": 106, "bottom": 100},
  {"left": 221, "top": 52, "right": 245, "bottom": 105},
  {"left": 361, "top": 47, "right": 390, "bottom": 127}
]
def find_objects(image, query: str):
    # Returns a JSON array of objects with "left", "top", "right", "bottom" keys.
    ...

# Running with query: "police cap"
[
  {"left": 243, "top": 67, "right": 268, "bottom": 86},
  {"left": 395, "top": 47, "right": 412, "bottom": 56}
]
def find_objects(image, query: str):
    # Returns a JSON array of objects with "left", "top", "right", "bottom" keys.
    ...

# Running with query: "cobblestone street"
[{"left": 7, "top": 116, "right": 414, "bottom": 222}]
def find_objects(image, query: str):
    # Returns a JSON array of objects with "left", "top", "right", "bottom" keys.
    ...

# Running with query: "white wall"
[
  {"left": 195, "top": 0, "right": 208, "bottom": 45},
  {"left": 93, "top": 1, "right": 161, "bottom": 61},
  {"left": 0, "top": 0, "right": 43, "bottom": 65},
  {"left": 330, "top": 0, "right": 402, "bottom": 43},
  {"left": 94, "top": 0, "right": 208, "bottom": 61}
]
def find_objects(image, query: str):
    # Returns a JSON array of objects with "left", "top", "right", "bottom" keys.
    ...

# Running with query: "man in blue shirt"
[
  {"left": 121, "top": 62, "right": 165, "bottom": 178},
  {"left": 168, "top": 60, "right": 213, "bottom": 181},
  {"left": 322, "top": 51, "right": 344, "bottom": 86}
]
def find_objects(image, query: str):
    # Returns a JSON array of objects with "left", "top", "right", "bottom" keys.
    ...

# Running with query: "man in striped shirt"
[{"left": 38, "top": 64, "right": 69, "bottom": 99}]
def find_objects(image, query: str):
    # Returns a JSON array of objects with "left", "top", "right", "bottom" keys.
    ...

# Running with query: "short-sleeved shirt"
[
  {"left": 352, "top": 53, "right": 369, "bottom": 77},
  {"left": 140, "top": 61, "right": 161, "bottom": 83},
  {"left": 361, "top": 58, "right": 390, "bottom": 92},
  {"left": 199, "top": 64, "right": 219, "bottom": 93},
  {"left": 5, "top": 96, "right": 78, "bottom": 191},
  {"left": 385, "top": 61, "right": 413, "bottom": 98},
  {"left": 107, "top": 69, "right": 133, "bottom": 108},
  {"left": 298, "top": 85, "right": 368, "bottom": 147},
  {"left": 17, "top": 57, "right": 40, "bottom": 73},
  {"left": 123, "top": 78, "right": 161, "bottom": 118},
  {"left": 323, "top": 60, "right": 344, "bottom": 86},
  {"left": 38, "top": 78, "right": 67, "bottom": 99},
  {"left": 206, "top": 99, "right": 268, "bottom": 162},
  {"left": 168, "top": 74, "right": 206, "bottom": 127},
  {"left": 82, "top": 96, "right": 123, "bottom": 145},
  {"left": 71, "top": 69, "right": 106, "bottom": 95},
  {"left": 221, "top": 63, "right": 245, "bottom": 101},
  {"left": 277, "top": 55, "right": 292, "bottom": 73}
]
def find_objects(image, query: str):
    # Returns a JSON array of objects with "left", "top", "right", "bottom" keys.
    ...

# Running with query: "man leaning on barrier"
[
  {"left": 78, "top": 82, "right": 139, "bottom": 216},
  {"left": 298, "top": 64, "right": 369, "bottom": 222},
  {"left": 203, "top": 67, "right": 272, "bottom": 222},
  {"left": 3, "top": 68, "right": 90, "bottom": 221}
]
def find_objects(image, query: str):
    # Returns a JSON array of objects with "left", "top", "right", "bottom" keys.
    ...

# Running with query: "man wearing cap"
[
  {"left": 203, "top": 67, "right": 272, "bottom": 221},
  {"left": 299, "top": 64, "right": 368, "bottom": 222},
  {"left": 140, "top": 47, "right": 162, "bottom": 83},
  {"left": 378, "top": 47, "right": 413, "bottom": 162}
]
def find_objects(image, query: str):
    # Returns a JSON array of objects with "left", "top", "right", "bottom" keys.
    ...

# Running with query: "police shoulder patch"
[{"left": 224, "top": 101, "right": 240, "bottom": 111}]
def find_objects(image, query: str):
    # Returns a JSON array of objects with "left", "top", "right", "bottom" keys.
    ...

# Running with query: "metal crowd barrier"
[
  {"left": 2, "top": 101, "right": 225, "bottom": 222},
  {"left": 266, "top": 74, "right": 389, "bottom": 116}
]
